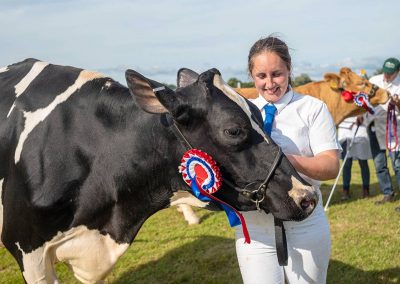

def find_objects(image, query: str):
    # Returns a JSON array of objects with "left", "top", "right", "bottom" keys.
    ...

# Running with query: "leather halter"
[
  {"left": 368, "top": 83, "right": 379, "bottom": 98},
  {"left": 340, "top": 83, "right": 379, "bottom": 99},
  {"left": 162, "top": 113, "right": 283, "bottom": 210}
]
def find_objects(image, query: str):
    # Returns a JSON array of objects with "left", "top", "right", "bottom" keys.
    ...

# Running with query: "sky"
[{"left": 1, "top": 0, "right": 399, "bottom": 86}]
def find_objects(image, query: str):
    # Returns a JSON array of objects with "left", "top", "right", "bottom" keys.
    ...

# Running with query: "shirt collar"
[{"left": 251, "top": 87, "right": 294, "bottom": 114}]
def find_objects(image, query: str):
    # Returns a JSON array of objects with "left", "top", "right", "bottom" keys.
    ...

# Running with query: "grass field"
[{"left": 0, "top": 161, "right": 399, "bottom": 283}]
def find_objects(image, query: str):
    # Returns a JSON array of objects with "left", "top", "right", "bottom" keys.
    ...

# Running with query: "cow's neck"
[
  {"left": 78, "top": 112, "right": 186, "bottom": 244},
  {"left": 295, "top": 82, "right": 365, "bottom": 126}
]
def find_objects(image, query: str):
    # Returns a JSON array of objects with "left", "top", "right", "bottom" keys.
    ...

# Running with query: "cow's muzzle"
[{"left": 290, "top": 186, "right": 318, "bottom": 218}]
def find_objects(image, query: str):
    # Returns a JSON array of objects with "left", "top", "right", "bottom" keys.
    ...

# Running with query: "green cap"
[{"left": 382, "top": 57, "right": 400, "bottom": 74}]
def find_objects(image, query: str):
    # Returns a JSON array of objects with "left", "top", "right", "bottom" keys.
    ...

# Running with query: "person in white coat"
[
  {"left": 365, "top": 58, "right": 400, "bottom": 205},
  {"left": 337, "top": 116, "right": 372, "bottom": 200},
  {"left": 235, "top": 36, "right": 340, "bottom": 284}
]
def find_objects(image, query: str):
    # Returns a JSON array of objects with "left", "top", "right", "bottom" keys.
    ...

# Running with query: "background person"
[
  {"left": 365, "top": 58, "right": 400, "bottom": 205},
  {"left": 337, "top": 115, "right": 372, "bottom": 200},
  {"left": 235, "top": 36, "right": 340, "bottom": 284}
]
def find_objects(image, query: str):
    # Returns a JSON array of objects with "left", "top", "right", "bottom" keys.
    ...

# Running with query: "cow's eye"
[{"left": 224, "top": 128, "right": 241, "bottom": 137}]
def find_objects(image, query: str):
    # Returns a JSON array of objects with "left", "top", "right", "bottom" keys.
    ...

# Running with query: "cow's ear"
[
  {"left": 339, "top": 67, "right": 353, "bottom": 85},
  {"left": 339, "top": 67, "right": 352, "bottom": 77},
  {"left": 177, "top": 68, "right": 199, "bottom": 88},
  {"left": 324, "top": 73, "right": 341, "bottom": 90},
  {"left": 125, "top": 69, "right": 176, "bottom": 114}
]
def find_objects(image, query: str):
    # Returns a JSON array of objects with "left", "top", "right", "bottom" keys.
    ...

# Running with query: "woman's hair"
[{"left": 247, "top": 36, "right": 292, "bottom": 84}]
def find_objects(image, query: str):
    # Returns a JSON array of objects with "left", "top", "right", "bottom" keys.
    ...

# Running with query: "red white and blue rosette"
[
  {"left": 341, "top": 90, "right": 375, "bottom": 114},
  {"left": 178, "top": 148, "right": 250, "bottom": 243},
  {"left": 354, "top": 92, "right": 374, "bottom": 114},
  {"left": 179, "top": 149, "right": 222, "bottom": 194}
]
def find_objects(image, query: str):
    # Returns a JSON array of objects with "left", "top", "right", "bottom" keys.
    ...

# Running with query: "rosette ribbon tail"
[
  {"left": 190, "top": 176, "right": 250, "bottom": 244},
  {"left": 360, "top": 97, "right": 375, "bottom": 114}
]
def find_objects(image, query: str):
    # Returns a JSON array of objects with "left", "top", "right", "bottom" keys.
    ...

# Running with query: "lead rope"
[
  {"left": 274, "top": 218, "right": 288, "bottom": 266},
  {"left": 386, "top": 103, "right": 398, "bottom": 152}
]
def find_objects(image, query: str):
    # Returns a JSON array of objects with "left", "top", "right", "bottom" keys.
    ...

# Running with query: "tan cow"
[{"left": 236, "top": 67, "right": 389, "bottom": 125}]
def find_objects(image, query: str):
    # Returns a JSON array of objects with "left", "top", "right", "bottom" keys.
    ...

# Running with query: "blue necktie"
[{"left": 263, "top": 104, "right": 277, "bottom": 135}]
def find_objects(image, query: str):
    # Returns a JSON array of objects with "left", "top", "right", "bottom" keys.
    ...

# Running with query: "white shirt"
[
  {"left": 252, "top": 89, "right": 341, "bottom": 188},
  {"left": 368, "top": 74, "right": 400, "bottom": 149}
]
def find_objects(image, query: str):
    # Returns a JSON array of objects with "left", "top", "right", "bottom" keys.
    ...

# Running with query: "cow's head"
[
  {"left": 125, "top": 68, "right": 317, "bottom": 221},
  {"left": 324, "top": 67, "right": 389, "bottom": 106}
]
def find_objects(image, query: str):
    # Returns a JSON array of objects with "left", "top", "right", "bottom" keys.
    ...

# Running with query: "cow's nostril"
[{"left": 300, "top": 198, "right": 316, "bottom": 211}]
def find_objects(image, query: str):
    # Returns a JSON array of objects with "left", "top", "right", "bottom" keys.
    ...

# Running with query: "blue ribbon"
[{"left": 190, "top": 176, "right": 241, "bottom": 227}]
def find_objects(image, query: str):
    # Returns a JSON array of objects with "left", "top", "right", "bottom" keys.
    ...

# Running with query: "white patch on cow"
[
  {"left": 212, "top": 74, "right": 269, "bottom": 143},
  {"left": 0, "top": 66, "right": 9, "bottom": 73},
  {"left": 15, "top": 61, "right": 49, "bottom": 97},
  {"left": 7, "top": 61, "right": 50, "bottom": 117},
  {"left": 288, "top": 176, "right": 319, "bottom": 208},
  {"left": 16, "top": 225, "right": 129, "bottom": 283},
  {"left": 105, "top": 80, "right": 112, "bottom": 88},
  {"left": 14, "top": 70, "right": 104, "bottom": 163},
  {"left": 170, "top": 191, "right": 209, "bottom": 208}
]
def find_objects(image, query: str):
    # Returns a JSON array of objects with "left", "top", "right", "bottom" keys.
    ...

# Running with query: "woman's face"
[{"left": 250, "top": 51, "right": 290, "bottom": 103}]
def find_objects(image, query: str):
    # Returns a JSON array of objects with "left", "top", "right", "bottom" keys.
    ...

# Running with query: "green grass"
[{"left": 0, "top": 160, "right": 399, "bottom": 283}]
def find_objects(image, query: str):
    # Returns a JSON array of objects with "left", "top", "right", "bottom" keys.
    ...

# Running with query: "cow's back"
[{"left": 294, "top": 81, "right": 325, "bottom": 100}]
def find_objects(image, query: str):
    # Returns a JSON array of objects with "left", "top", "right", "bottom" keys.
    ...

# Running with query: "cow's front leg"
[
  {"left": 177, "top": 204, "right": 200, "bottom": 225},
  {"left": 53, "top": 226, "right": 129, "bottom": 283},
  {"left": 15, "top": 244, "right": 60, "bottom": 284}
]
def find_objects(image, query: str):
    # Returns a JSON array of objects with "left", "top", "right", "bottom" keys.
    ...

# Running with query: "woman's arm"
[{"left": 286, "top": 149, "right": 340, "bottom": 181}]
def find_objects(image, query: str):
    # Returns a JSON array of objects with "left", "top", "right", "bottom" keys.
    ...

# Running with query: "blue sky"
[{"left": 1, "top": 0, "right": 399, "bottom": 86}]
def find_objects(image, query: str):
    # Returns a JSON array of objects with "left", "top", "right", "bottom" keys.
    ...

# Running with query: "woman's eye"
[{"left": 224, "top": 128, "right": 241, "bottom": 137}]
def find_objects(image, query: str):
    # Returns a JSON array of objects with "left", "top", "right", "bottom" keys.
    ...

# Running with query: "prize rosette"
[
  {"left": 178, "top": 148, "right": 250, "bottom": 244},
  {"left": 354, "top": 92, "right": 374, "bottom": 114},
  {"left": 179, "top": 149, "right": 222, "bottom": 194},
  {"left": 353, "top": 92, "right": 367, "bottom": 106}
]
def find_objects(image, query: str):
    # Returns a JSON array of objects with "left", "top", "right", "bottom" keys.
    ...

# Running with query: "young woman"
[{"left": 235, "top": 36, "right": 340, "bottom": 284}]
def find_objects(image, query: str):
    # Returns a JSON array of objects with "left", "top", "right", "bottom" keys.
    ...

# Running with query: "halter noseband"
[{"left": 367, "top": 83, "right": 379, "bottom": 98}]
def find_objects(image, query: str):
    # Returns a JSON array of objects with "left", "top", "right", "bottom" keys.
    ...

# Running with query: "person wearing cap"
[{"left": 365, "top": 57, "right": 400, "bottom": 205}]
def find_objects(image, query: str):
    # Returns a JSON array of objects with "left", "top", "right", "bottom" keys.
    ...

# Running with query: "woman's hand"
[{"left": 286, "top": 150, "right": 340, "bottom": 181}]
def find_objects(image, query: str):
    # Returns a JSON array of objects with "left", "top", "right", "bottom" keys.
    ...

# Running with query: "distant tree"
[
  {"left": 227, "top": 77, "right": 241, "bottom": 88},
  {"left": 241, "top": 81, "right": 255, "bottom": 88},
  {"left": 227, "top": 77, "right": 254, "bottom": 88},
  {"left": 163, "top": 83, "right": 176, "bottom": 90},
  {"left": 292, "top": 73, "right": 312, "bottom": 87}
]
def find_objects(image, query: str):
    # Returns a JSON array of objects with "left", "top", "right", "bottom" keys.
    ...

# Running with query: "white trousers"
[{"left": 235, "top": 203, "right": 330, "bottom": 284}]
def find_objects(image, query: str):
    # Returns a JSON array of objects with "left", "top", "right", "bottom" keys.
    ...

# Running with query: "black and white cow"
[{"left": 0, "top": 59, "right": 318, "bottom": 283}]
